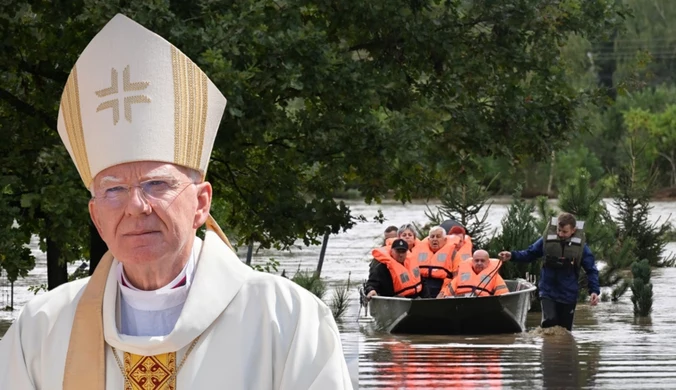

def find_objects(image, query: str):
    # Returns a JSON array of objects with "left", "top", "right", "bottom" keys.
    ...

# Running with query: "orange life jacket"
[
  {"left": 448, "top": 233, "right": 473, "bottom": 275},
  {"left": 372, "top": 247, "right": 423, "bottom": 297},
  {"left": 383, "top": 238, "right": 422, "bottom": 264},
  {"left": 439, "top": 259, "right": 508, "bottom": 297},
  {"left": 412, "top": 237, "right": 455, "bottom": 280},
  {"left": 404, "top": 238, "right": 421, "bottom": 252}
]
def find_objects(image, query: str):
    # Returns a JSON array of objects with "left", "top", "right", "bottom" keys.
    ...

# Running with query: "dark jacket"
[
  {"left": 364, "top": 260, "right": 427, "bottom": 298},
  {"left": 511, "top": 237, "right": 600, "bottom": 304}
]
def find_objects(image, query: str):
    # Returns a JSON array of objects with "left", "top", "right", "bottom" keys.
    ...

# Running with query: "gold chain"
[{"left": 110, "top": 336, "right": 200, "bottom": 388}]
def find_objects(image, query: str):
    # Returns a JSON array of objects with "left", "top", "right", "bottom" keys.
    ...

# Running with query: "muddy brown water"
[{"left": 2, "top": 199, "right": 675, "bottom": 389}]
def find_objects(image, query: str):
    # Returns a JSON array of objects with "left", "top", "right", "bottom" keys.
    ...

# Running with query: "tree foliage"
[
  {"left": 0, "top": 1, "right": 629, "bottom": 284},
  {"left": 426, "top": 175, "right": 494, "bottom": 249},
  {"left": 486, "top": 191, "right": 543, "bottom": 281}
]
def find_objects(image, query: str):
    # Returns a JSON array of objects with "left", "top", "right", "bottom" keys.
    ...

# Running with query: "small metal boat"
[{"left": 363, "top": 279, "right": 536, "bottom": 335}]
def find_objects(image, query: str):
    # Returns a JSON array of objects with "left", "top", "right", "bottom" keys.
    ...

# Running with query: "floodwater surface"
[{"left": 2, "top": 199, "right": 675, "bottom": 389}]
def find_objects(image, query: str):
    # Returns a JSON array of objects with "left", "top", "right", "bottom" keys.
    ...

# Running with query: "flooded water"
[{"left": 2, "top": 198, "right": 675, "bottom": 389}]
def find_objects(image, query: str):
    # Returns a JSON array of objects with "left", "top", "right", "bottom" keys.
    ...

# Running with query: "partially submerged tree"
[
  {"left": 487, "top": 191, "right": 543, "bottom": 281},
  {"left": 617, "top": 109, "right": 675, "bottom": 266},
  {"left": 630, "top": 259, "right": 653, "bottom": 317}
]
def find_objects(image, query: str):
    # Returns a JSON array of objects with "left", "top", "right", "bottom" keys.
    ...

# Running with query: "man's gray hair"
[
  {"left": 428, "top": 225, "right": 446, "bottom": 237},
  {"left": 185, "top": 167, "right": 203, "bottom": 183}
]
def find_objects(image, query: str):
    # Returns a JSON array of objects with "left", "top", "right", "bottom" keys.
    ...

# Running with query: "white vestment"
[{"left": 0, "top": 231, "right": 353, "bottom": 389}]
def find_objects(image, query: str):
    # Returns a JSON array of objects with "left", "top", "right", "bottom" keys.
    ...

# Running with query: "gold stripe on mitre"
[
  {"left": 60, "top": 65, "right": 93, "bottom": 187},
  {"left": 123, "top": 352, "right": 177, "bottom": 390},
  {"left": 171, "top": 46, "right": 208, "bottom": 170}
]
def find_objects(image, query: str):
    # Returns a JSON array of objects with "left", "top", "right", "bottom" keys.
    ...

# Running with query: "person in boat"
[
  {"left": 369, "top": 223, "right": 418, "bottom": 272},
  {"left": 437, "top": 250, "right": 508, "bottom": 297},
  {"left": 365, "top": 239, "right": 425, "bottom": 299},
  {"left": 446, "top": 224, "right": 473, "bottom": 275},
  {"left": 413, "top": 225, "right": 455, "bottom": 297},
  {"left": 498, "top": 212, "right": 600, "bottom": 331},
  {"left": 383, "top": 225, "right": 399, "bottom": 246},
  {"left": 0, "top": 14, "right": 352, "bottom": 389},
  {"left": 397, "top": 223, "right": 421, "bottom": 253}
]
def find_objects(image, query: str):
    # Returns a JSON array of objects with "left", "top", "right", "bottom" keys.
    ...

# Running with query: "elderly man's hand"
[
  {"left": 366, "top": 290, "right": 378, "bottom": 300},
  {"left": 498, "top": 251, "right": 512, "bottom": 262}
]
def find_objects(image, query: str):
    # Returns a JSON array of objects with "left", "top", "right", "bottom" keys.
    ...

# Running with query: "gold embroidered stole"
[
  {"left": 63, "top": 251, "right": 113, "bottom": 390},
  {"left": 123, "top": 352, "right": 176, "bottom": 390}
]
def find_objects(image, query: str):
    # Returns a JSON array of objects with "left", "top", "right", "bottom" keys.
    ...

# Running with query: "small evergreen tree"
[
  {"left": 486, "top": 190, "right": 541, "bottom": 280},
  {"left": 426, "top": 175, "right": 494, "bottom": 248},
  {"left": 534, "top": 196, "right": 557, "bottom": 234},
  {"left": 616, "top": 113, "right": 675, "bottom": 267},
  {"left": 630, "top": 259, "right": 653, "bottom": 317},
  {"left": 613, "top": 165, "right": 674, "bottom": 267}
]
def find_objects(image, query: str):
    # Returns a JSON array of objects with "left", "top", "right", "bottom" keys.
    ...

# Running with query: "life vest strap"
[{"left": 419, "top": 264, "right": 453, "bottom": 278}]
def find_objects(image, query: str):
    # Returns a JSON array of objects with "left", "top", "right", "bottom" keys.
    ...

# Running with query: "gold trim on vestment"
[
  {"left": 171, "top": 46, "right": 208, "bottom": 169},
  {"left": 60, "top": 66, "right": 93, "bottom": 187},
  {"left": 62, "top": 252, "right": 114, "bottom": 390}
]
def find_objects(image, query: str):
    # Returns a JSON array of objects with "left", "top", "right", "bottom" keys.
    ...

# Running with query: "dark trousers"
[
  {"left": 541, "top": 298, "right": 577, "bottom": 331},
  {"left": 422, "top": 278, "right": 443, "bottom": 298}
]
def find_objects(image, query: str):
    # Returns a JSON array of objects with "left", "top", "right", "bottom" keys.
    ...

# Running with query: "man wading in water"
[{"left": 499, "top": 212, "right": 599, "bottom": 331}]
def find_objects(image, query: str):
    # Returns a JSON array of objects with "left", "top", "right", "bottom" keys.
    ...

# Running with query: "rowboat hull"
[{"left": 367, "top": 279, "right": 536, "bottom": 335}]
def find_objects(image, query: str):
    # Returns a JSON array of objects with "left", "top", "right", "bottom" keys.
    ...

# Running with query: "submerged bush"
[
  {"left": 330, "top": 272, "right": 352, "bottom": 321},
  {"left": 292, "top": 268, "right": 327, "bottom": 300}
]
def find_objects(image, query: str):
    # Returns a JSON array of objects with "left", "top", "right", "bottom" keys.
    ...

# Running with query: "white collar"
[{"left": 115, "top": 237, "right": 201, "bottom": 311}]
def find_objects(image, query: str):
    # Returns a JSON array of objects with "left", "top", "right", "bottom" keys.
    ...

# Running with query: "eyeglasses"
[{"left": 92, "top": 179, "right": 194, "bottom": 209}]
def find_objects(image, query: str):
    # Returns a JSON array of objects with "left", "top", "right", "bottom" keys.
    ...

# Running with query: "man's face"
[
  {"left": 391, "top": 248, "right": 407, "bottom": 264},
  {"left": 472, "top": 255, "right": 490, "bottom": 273},
  {"left": 399, "top": 229, "right": 416, "bottom": 247},
  {"left": 89, "top": 161, "right": 212, "bottom": 268},
  {"left": 429, "top": 230, "right": 446, "bottom": 251},
  {"left": 384, "top": 230, "right": 398, "bottom": 240},
  {"left": 557, "top": 224, "right": 576, "bottom": 240}
]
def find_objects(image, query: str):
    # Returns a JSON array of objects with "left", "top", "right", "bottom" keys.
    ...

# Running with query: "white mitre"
[{"left": 57, "top": 13, "right": 227, "bottom": 188}]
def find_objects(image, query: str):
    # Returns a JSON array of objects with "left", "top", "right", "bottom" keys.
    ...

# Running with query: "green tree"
[
  {"left": 616, "top": 109, "right": 674, "bottom": 266},
  {"left": 630, "top": 259, "right": 653, "bottom": 317},
  {"left": 0, "top": 1, "right": 629, "bottom": 288},
  {"left": 613, "top": 0, "right": 676, "bottom": 88},
  {"left": 426, "top": 175, "right": 494, "bottom": 249},
  {"left": 487, "top": 192, "right": 542, "bottom": 281},
  {"left": 647, "top": 105, "right": 676, "bottom": 187},
  {"left": 0, "top": 182, "right": 34, "bottom": 286}
]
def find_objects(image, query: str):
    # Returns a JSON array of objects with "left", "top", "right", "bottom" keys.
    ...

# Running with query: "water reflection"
[
  {"left": 363, "top": 335, "right": 506, "bottom": 389},
  {"left": 541, "top": 332, "right": 600, "bottom": 389},
  {"left": 359, "top": 326, "right": 606, "bottom": 389}
]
